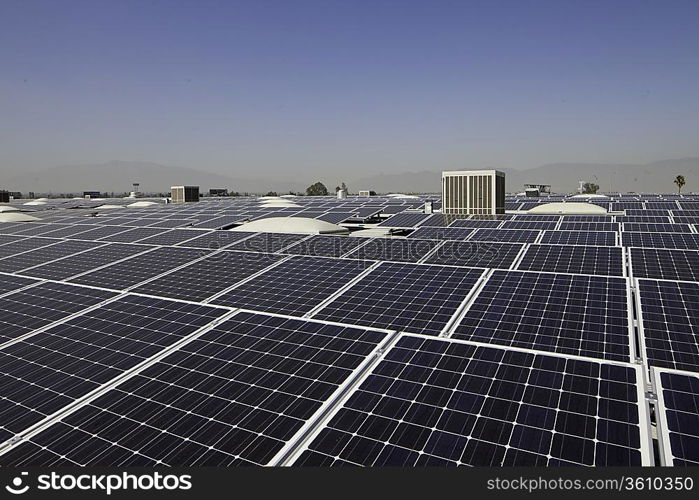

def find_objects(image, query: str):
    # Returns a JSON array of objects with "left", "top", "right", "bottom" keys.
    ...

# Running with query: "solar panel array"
[{"left": 1, "top": 192, "right": 699, "bottom": 467}]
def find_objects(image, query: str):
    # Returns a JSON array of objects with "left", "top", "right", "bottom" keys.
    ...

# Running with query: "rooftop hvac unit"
[{"left": 171, "top": 185, "right": 200, "bottom": 203}]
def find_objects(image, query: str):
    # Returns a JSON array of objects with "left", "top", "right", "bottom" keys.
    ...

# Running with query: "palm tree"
[{"left": 674, "top": 175, "right": 686, "bottom": 195}]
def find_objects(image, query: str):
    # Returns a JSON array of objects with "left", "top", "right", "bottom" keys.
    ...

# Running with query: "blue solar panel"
[
  {"left": 540, "top": 231, "right": 617, "bottom": 246},
  {"left": 293, "top": 335, "right": 648, "bottom": 466},
  {"left": 621, "top": 232, "right": 699, "bottom": 250},
  {"left": 452, "top": 270, "right": 631, "bottom": 361},
  {"left": 468, "top": 229, "right": 540, "bottom": 243},
  {"left": 654, "top": 370, "right": 699, "bottom": 466},
  {"left": 630, "top": 248, "right": 699, "bottom": 282},
  {"left": 517, "top": 244, "right": 624, "bottom": 276}
]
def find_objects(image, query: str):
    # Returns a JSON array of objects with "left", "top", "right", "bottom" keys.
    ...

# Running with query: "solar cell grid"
[
  {"left": 0, "top": 282, "right": 117, "bottom": 344},
  {"left": 0, "top": 234, "right": 26, "bottom": 246},
  {"left": 343, "top": 238, "right": 441, "bottom": 263},
  {"left": 558, "top": 222, "right": 619, "bottom": 232},
  {"left": 630, "top": 248, "right": 699, "bottom": 282},
  {"left": 8, "top": 224, "right": 59, "bottom": 236},
  {"left": 0, "top": 237, "right": 61, "bottom": 260},
  {"left": 377, "top": 213, "right": 431, "bottom": 228},
  {"left": 0, "top": 240, "right": 104, "bottom": 273},
  {"left": 211, "top": 256, "right": 374, "bottom": 316},
  {"left": 70, "top": 226, "right": 135, "bottom": 241},
  {"left": 226, "top": 233, "right": 309, "bottom": 253},
  {"left": 69, "top": 246, "right": 210, "bottom": 290},
  {"left": 407, "top": 227, "right": 473, "bottom": 241},
  {"left": 414, "top": 214, "right": 463, "bottom": 227},
  {"left": 448, "top": 219, "right": 503, "bottom": 229},
  {"left": 637, "top": 280, "right": 699, "bottom": 373},
  {"left": 621, "top": 232, "right": 699, "bottom": 250},
  {"left": 501, "top": 221, "right": 558, "bottom": 230},
  {"left": 624, "top": 223, "right": 692, "bottom": 233},
  {"left": 654, "top": 370, "right": 699, "bottom": 466},
  {"left": 133, "top": 251, "right": 284, "bottom": 302},
  {"left": 468, "top": 229, "right": 540, "bottom": 243},
  {"left": 312, "top": 262, "right": 484, "bottom": 335},
  {"left": 315, "top": 212, "right": 356, "bottom": 224},
  {"left": 452, "top": 270, "right": 631, "bottom": 361},
  {"left": 136, "top": 229, "right": 207, "bottom": 246},
  {"left": 0, "top": 311, "right": 388, "bottom": 466},
  {"left": 616, "top": 216, "right": 671, "bottom": 223},
  {"left": 0, "top": 272, "right": 38, "bottom": 295},
  {"left": 517, "top": 244, "right": 624, "bottom": 276},
  {"left": 175, "top": 230, "right": 254, "bottom": 249},
  {"left": 281, "top": 235, "right": 366, "bottom": 257},
  {"left": 40, "top": 224, "right": 101, "bottom": 238},
  {"left": 0, "top": 294, "right": 226, "bottom": 442},
  {"left": 540, "top": 231, "right": 617, "bottom": 247},
  {"left": 21, "top": 243, "right": 152, "bottom": 281},
  {"left": 424, "top": 241, "right": 523, "bottom": 269},
  {"left": 99, "top": 227, "right": 172, "bottom": 243},
  {"left": 293, "top": 335, "right": 647, "bottom": 466}
]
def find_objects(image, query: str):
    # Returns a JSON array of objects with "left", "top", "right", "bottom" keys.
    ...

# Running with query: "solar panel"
[
  {"left": 0, "top": 294, "right": 227, "bottom": 442},
  {"left": 193, "top": 215, "right": 250, "bottom": 229},
  {"left": 448, "top": 219, "right": 503, "bottom": 229},
  {"left": 312, "top": 262, "right": 484, "bottom": 335},
  {"left": 40, "top": 224, "right": 101, "bottom": 238},
  {"left": 517, "top": 244, "right": 624, "bottom": 276},
  {"left": 637, "top": 280, "right": 699, "bottom": 372},
  {"left": 0, "top": 272, "right": 39, "bottom": 295},
  {"left": 226, "top": 233, "right": 309, "bottom": 253},
  {"left": 540, "top": 231, "right": 617, "bottom": 247},
  {"left": 315, "top": 212, "right": 355, "bottom": 224},
  {"left": 424, "top": 241, "right": 523, "bottom": 269},
  {"left": 135, "top": 229, "right": 207, "bottom": 246},
  {"left": 377, "top": 213, "right": 431, "bottom": 228},
  {"left": 0, "top": 240, "right": 104, "bottom": 273},
  {"left": 630, "top": 248, "right": 699, "bottom": 282},
  {"left": 612, "top": 202, "right": 644, "bottom": 211},
  {"left": 623, "top": 223, "right": 692, "bottom": 233},
  {"left": 211, "top": 256, "right": 374, "bottom": 316},
  {"left": 70, "top": 226, "right": 135, "bottom": 240},
  {"left": 644, "top": 202, "right": 679, "bottom": 210},
  {"left": 501, "top": 221, "right": 558, "bottom": 230},
  {"left": 99, "top": 227, "right": 177, "bottom": 243},
  {"left": 146, "top": 218, "right": 197, "bottom": 228},
  {"left": 468, "top": 229, "right": 541, "bottom": 244},
  {"left": 512, "top": 215, "right": 561, "bottom": 221},
  {"left": 0, "top": 311, "right": 388, "bottom": 466},
  {"left": 558, "top": 222, "right": 619, "bottom": 232},
  {"left": 452, "top": 271, "right": 631, "bottom": 361},
  {"left": 505, "top": 201, "right": 522, "bottom": 210},
  {"left": 175, "top": 230, "right": 254, "bottom": 250},
  {"left": 293, "top": 335, "right": 648, "bottom": 466},
  {"left": 679, "top": 201, "right": 699, "bottom": 210},
  {"left": 21, "top": 243, "right": 153, "bottom": 281},
  {"left": 417, "top": 214, "right": 464, "bottom": 227},
  {"left": 0, "top": 234, "right": 26, "bottom": 246},
  {"left": 654, "top": 369, "right": 699, "bottom": 466},
  {"left": 0, "top": 282, "right": 117, "bottom": 344},
  {"left": 133, "top": 251, "right": 284, "bottom": 302},
  {"left": 621, "top": 232, "right": 699, "bottom": 250},
  {"left": 559, "top": 216, "right": 614, "bottom": 222},
  {"left": 407, "top": 227, "right": 473, "bottom": 241},
  {"left": 626, "top": 209, "right": 671, "bottom": 216},
  {"left": 0, "top": 237, "right": 61, "bottom": 260},
  {"left": 672, "top": 216, "right": 699, "bottom": 224},
  {"left": 616, "top": 216, "right": 671, "bottom": 223},
  {"left": 343, "top": 238, "right": 441, "bottom": 263},
  {"left": 9, "top": 224, "right": 61, "bottom": 236},
  {"left": 281, "top": 235, "right": 367, "bottom": 257},
  {"left": 69, "top": 247, "right": 210, "bottom": 290},
  {"left": 380, "top": 205, "right": 410, "bottom": 215}
]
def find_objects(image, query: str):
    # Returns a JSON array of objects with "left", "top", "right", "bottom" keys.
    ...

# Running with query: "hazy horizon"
[{"left": 2, "top": 0, "right": 699, "bottom": 181}]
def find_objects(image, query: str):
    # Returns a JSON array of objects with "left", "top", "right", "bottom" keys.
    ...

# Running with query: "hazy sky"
[{"left": 1, "top": 0, "right": 698, "bottom": 181}]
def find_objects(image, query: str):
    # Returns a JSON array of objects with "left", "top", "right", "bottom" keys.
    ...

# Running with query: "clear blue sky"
[{"left": 1, "top": 0, "right": 698, "bottom": 181}]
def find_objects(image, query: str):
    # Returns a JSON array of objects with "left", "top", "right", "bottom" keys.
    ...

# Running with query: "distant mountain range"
[
  {"left": 4, "top": 158, "right": 699, "bottom": 195},
  {"left": 351, "top": 158, "right": 699, "bottom": 194}
]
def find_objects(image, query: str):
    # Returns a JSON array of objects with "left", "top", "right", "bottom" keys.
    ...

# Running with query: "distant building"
[
  {"left": 358, "top": 190, "right": 371, "bottom": 197},
  {"left": 9, "top": 192, "right": 22, "bottom": 200},
  {"left": 442, "top": 170, "right": 505, "bottom": 215},
  {"left": 171, "top": 185, "right": 200, "bottom": 203},
  {"left": 83, "top": 191, "right": 101, "bottom": 198},
  {"left": 209, "top": 188, "right": 229, "bottom": 197},
  {"left": 0, "top": 190, "right": 9, "bottom": 203}
]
